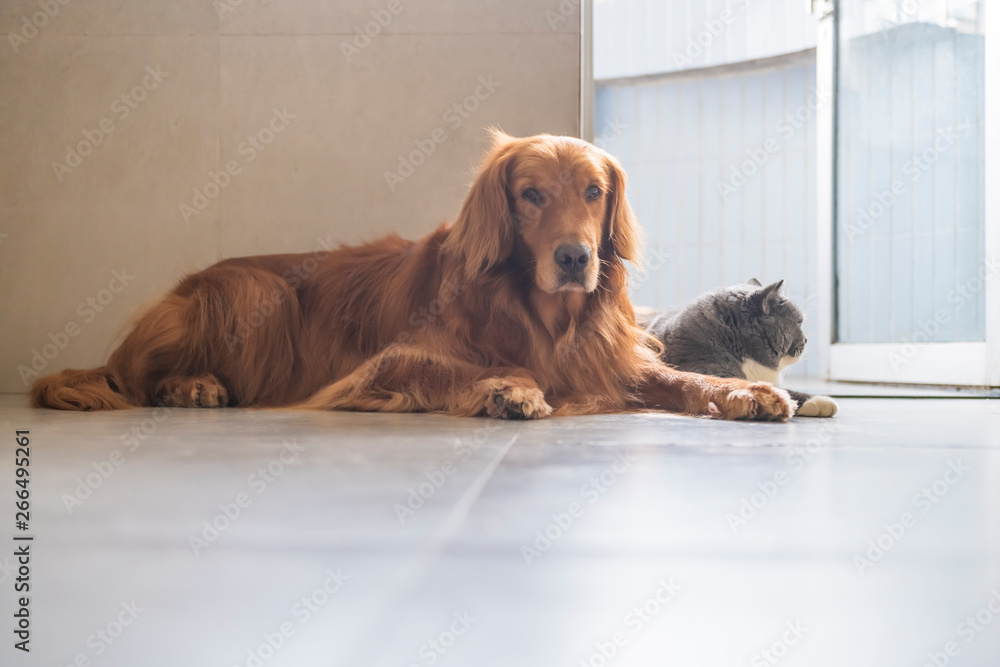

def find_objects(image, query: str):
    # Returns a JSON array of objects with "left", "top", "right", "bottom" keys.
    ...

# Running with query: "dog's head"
[{"left": 444, "top": 131, "right": 640, "bottom": 294}]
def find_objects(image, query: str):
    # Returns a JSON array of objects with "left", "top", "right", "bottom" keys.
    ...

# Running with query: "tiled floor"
[{"left": 0, "top": 391, "right": 998, "bottom": 667}]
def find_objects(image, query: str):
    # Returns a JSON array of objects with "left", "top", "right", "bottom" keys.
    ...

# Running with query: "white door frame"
[
  {"left": 985, "top": 0, "right": 1000, "bottom": 387},
  {"left": 815, "top": 0, "right": 999, "bottom": 387},
  {"left": 815, "top": 1, "right": 836, "bottom": 384}
]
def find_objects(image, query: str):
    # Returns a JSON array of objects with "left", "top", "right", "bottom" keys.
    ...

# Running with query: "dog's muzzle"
[{"left": 554, "top": 243, "right": 591, "bottom": 287}]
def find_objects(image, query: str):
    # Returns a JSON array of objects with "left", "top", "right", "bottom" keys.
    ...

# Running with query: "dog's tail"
[{"left": 30, "top": 367, "right": 135, "bottom": 411}]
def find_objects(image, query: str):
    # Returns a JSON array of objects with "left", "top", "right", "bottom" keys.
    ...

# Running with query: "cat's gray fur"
[{"left": 635, "top": 279, "right": 837, "bottom": 417}]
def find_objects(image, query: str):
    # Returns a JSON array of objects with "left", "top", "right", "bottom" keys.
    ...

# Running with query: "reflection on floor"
[{"left": 0, "top": 391, "right": 997, "bottom": 667}]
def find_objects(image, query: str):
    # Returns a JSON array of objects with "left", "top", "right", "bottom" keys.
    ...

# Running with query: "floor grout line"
[
  {"left": 414, "top": 426, "right": 523, "bottom": 561},
  {"left": 335, "top": 424, "right": 523, "bottom": 667},
  {"left": 388, "top": 424, "right": 522, "bottom": 596}
]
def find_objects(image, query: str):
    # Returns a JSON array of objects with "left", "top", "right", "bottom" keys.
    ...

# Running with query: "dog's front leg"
[
  {"left": 299, "top": 345, "right": 552, "bottom": 419},
  {"left": 637, "top": 365, "right": 797, "bottom": 422}
]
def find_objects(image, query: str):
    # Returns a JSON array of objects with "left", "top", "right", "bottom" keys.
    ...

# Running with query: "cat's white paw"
[{"left": 797, "top": 395, "right": 838, "bottom": 417}]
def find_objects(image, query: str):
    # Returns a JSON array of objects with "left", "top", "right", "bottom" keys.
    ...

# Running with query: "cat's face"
[{"left": 733, "top": 279, "right": 807, "bottom": 368}]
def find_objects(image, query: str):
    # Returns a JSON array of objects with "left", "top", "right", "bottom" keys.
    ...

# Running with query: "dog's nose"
[{"left": 554, "top": 244, "right": 591, "bottom": 272}]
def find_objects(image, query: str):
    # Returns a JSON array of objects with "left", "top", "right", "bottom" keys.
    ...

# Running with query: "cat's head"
[{"left": 732, "top": 278, "right": 807, "bottom": 369}]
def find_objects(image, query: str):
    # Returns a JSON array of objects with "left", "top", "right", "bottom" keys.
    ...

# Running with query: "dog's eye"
[
  {"left": 522, "top": 188, "right": 544, "bottom": 206},
  {"left": 585, "top": 185, "right": 602, "bottom": 201}
]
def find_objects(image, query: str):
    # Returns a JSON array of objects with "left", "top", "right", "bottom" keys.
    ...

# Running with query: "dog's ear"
[
  {"left": 487, "top": 126, "right": 515, "bottom": 147},
  {"left": 601, "top": 154, "right": 641, "bottom": 266},
  {"left": 444, "top": 136, "right": 517, "bottom": 279}
]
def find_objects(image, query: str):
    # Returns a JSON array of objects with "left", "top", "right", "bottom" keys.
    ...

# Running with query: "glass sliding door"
[{"left": 826, "top": 0, "right": 997, "bottom": 385}]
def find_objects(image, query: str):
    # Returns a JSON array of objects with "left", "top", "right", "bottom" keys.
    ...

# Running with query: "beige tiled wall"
[{"left": 0, "top": 0, "right": 582, "bottom": 393}]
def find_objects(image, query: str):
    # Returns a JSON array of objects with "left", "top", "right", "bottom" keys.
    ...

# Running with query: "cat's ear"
[
  {"left": 747, "top": 278, "right": 762, "bottom": 287},
  {"left": 748, "top": 279, "right": 784, "bottom": 315}
]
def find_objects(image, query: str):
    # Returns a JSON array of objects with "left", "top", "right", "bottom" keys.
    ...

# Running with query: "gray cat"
[{"left": 635, "top": 279, "right": 837, "bottom": 417}]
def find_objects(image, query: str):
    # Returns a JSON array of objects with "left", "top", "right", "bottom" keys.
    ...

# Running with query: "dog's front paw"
[
  {"left": 797, "top": 395, "right": 838, "bottom": 417},
  {"left": 485, "top": 382, "right": 552, "bottom": 420},
  {"left": 710, "top": 382, "right": 796, "bottom": 422}
]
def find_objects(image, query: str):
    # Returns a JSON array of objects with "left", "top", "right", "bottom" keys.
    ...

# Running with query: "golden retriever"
[{"left": 31, "top": 132, "right": 795, "bottom": 421}]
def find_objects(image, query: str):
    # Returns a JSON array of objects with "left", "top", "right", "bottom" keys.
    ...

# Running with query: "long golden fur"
[{"left": 31, "top": 132, "right": 795, "bottom": 421}]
